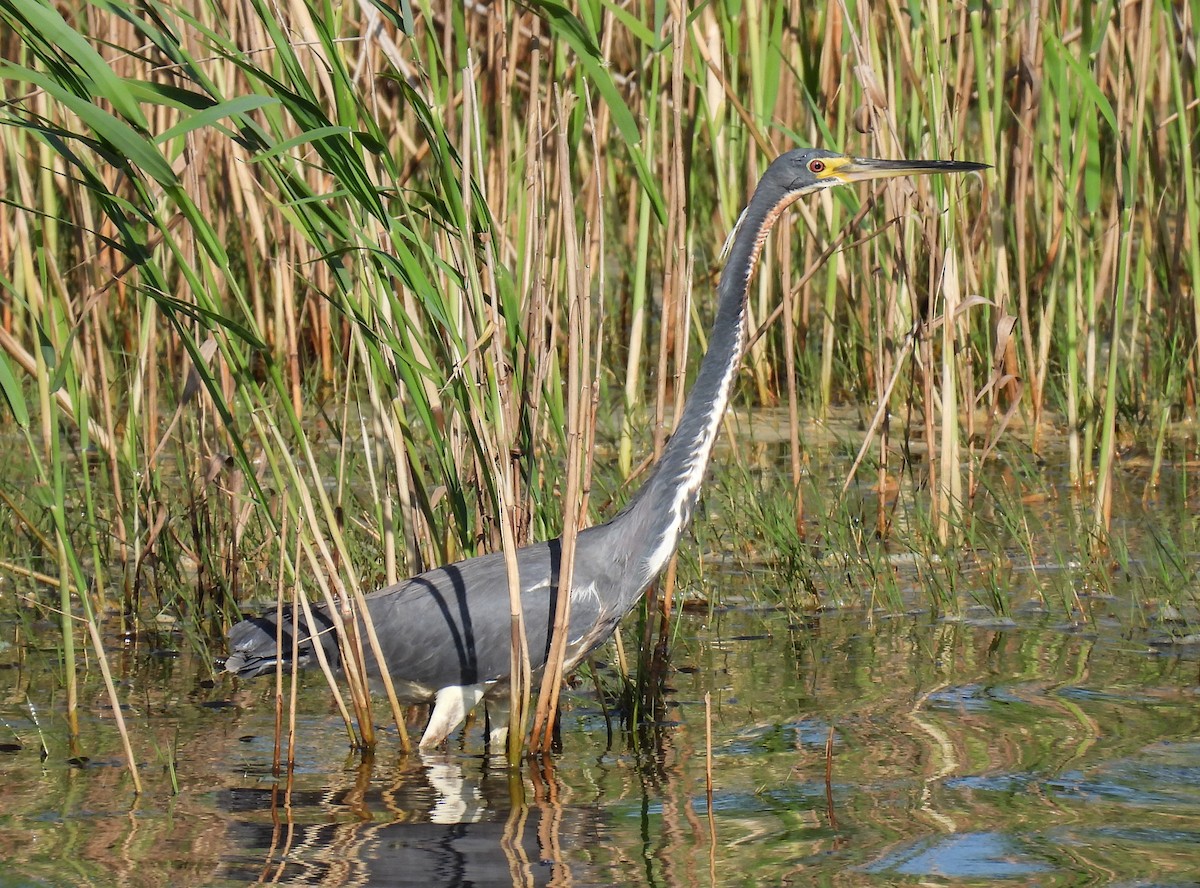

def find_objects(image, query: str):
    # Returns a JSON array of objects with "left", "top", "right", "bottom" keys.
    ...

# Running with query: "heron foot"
[{"left": 420, "top": 683, "right": 487, "bottom": 748}]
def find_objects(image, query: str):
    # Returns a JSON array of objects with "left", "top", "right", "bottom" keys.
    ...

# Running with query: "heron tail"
[{"left": 224, "top": 607, "right": 339, "bottom": 678}]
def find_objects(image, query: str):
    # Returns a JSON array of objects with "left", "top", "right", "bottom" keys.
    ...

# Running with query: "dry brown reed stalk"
[
  {"left": 531, "top": 89, "right": 592, "bottom": 753},
  {"left": 287, "top": 575, "right": 302, "bottom": 768},
  {"left": 83, "top": 615, "right": 143, "bottom": 794},
  {"left": 271, "top": 516, "right": 287, "bottom": 773},
  {"left": 1013, "top": 7, "right": 1042, "bottom": 441},
  {"left": 780, "top": 207, "right": 806, "bottom": 537},
  {"left": 703, "top": 691, "right": 714, "bottom": 810},
  {"left": 14, "top": 591, "right": 142, "bottom": 791},
  {"left": 501, "top": 446, "right": 533, "bottom": 760},
  {"left": 255, "top": 413, "right": 375, "bottom": 744},
  {"left": 824, "top": 723, "right": 837, "bottom": 829},
  {"left": 1091, "top": 0, "right": 1155, "bottom": 546},
  {"left": 291, "top": 540, "right": 359, "bottom": 743},
  {"left": 273, "top": 365, "right": 402, "bottom": 744},
  {"left": 650, "top": 7, "right": 692, "bottom": 637},
  {"left": 936, "top": 247, "right": 964, "bottom": 545},
  {"left": 461, "top": 53, "right": 543, "bottom": 758},
  {"left": 459, "top": 59, "right": 526, "bottom": 755}
]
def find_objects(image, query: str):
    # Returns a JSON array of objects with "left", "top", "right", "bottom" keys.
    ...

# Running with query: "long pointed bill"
[{"left": 837, "top": 156, "right": 988, "bottom": 183}]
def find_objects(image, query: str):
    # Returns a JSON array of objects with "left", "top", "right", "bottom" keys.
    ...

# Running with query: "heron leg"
[
  {"left": 484, "top": 693, "right": 510, "bottom": 751},
  {"left": 421, "top": 683, "right": 486, "bottom": 748}
]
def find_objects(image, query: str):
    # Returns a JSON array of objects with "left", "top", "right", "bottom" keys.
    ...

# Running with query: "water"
[
  {"left": 4, "top": 412, "right": 1200, "bottom": 884},
  {"left": 2, "top": 603, "right": 1198, "bottom": 886}
]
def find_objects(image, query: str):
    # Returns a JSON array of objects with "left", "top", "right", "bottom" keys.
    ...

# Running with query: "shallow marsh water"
[
  {"left": 3, "top": 418, "right": 1200, "bottom": 885},
  {"left": 2, "top": 599, "right": 1198, "bottom": 886}
]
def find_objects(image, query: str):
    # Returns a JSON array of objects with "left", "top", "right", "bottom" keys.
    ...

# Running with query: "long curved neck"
[{"left": 612, "top": 184, "right": 800, "bottom": 583}]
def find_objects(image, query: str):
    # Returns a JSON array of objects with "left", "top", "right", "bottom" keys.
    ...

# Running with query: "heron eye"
[{"left": 809, "top": 159, "right": 826, "bottom": 174}]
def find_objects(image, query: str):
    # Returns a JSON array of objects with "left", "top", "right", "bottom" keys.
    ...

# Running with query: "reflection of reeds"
[{"left": 531, "top": 91, "right": 602, "bottom": 754}]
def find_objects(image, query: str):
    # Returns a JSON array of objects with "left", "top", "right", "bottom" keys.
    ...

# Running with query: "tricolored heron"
[{"left": 225, "top": 147, "right": 986, "bottom": 747}]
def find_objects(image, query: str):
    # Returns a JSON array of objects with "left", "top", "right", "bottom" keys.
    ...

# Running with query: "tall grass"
[{"left": 0, "top": 0, "right": 1197, "bottom": 762}]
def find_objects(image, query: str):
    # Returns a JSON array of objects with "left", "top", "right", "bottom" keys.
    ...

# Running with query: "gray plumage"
[{"left": 225, "top": 147, "right": 985, "bottom": 746}]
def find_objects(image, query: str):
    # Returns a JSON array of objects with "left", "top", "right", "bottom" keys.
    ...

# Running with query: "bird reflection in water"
[
  {"left": 217, "top": 711, "right": 726, "bottom": 888},
  {"left": 218, "top": 754, "right": 600, "bottom": 886}
]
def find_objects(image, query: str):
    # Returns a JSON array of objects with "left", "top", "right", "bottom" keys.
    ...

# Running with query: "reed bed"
[{"left": 0, "top": 0, "right": 1197, "bottom": 766}]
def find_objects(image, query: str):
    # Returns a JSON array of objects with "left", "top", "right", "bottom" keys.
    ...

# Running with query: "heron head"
[{"left": 768, "top": 147, "right": 987, "bottom": 197}]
